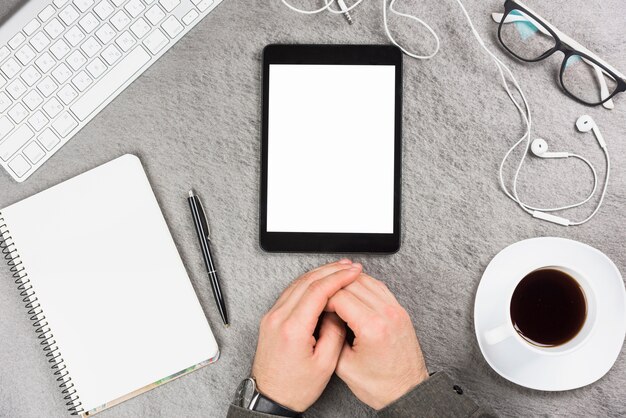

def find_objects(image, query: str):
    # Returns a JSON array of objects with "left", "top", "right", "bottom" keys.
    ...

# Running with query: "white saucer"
[{"left": 474, "top": 237, "right": 626, "bottom": 391}]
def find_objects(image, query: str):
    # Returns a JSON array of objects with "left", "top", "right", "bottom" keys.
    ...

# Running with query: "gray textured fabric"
[
  {"left": 1, "top": 0, "right": 625, "bottom": 417},
  {"left": 376, "top": 373, "right": 494, "bottom": 418},
  {"left": 226, "top": 373, "right": 492, "bottom": 418}
]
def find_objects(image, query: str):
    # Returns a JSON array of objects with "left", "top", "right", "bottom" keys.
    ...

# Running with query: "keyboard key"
[
  {"left": 0, "top": 116, "right": 14, "bottom": 139},
  {"left": 8, "top": 103, "right": 29, "bottom": 123},
  {"left": 130, "top": 18, "right": 150, "bottom": 38},
  {"left": 65, "top": 26, "right": 86, "bottom": 47},
  {"left": 74, "top": 0, "right": 95, "bottom": 12},
  {"left": 1, "top": 58, "right": 21, "bottom": 78},
  {"left": 39, "top": 5, "right": 56, "bottom": 22},
  {"left": 37, "top": 76, "right": 58, "bottom": 97},
  {"left": 111, "top": 10, "right": 131, "bottom": 31},
  {"left": 0, "top": 93, "right": 12, "bottom": 112},
  {"left": 43, "top": 97, "right": 64, "bottom": 118},
  {"left": 8, "top": 155, "right": 31, "bottom": 177},
  {"left": 59, "top": 5, "right": 80, "bottom": 25},
  {"left": 72, "top": 70, "right": 92, "bottom": 91},
  {"left": 58, "top": 84, "right": 78, "bottom": 104},
  {"left": 196, "top": 0, "right": 213, "bottom": 12},
  {"left": 0, "top": 46, "right": 10, "bottom": 63},
  {"left": 95, "top": 23, "right": 116, "bottom": 44},
  {"left": 182, "top": 10, "right": 199, "bottom": 25},
  {"left": 159, "top": 0, "right": 180, "bottom": 12},
  {"left": 27, "top": 110, "right": 49, "bottom": 131},
  {"left": 30, "top": 32, "right": 51, "bottom": 52},
  {"left": 24, "top": 90, "right": 44, "bottom": 110},
  {"left": 0, "top": 74, "right": 5, "bottom": 88},
  {"left": 94, "top": 0, "right": 115, "bottom": 20},
  {"left": 51, "top": 39, "right": 71, "bottom": 59},
  {"left": 21, "top": 66, "right": 42, "bottom": 86},
  {"left": 86, "top": 57, "right": 106, "bottom": 78},
  {"left": 71, "top": 46, "right": 150, "bottom": 121},
  {"left": 116, "top": 31, "right": 136, "bottom": 52},
  {"left": 54, "top": 0, "right": 71, "bottom": 7},
  {"left": 23, "top": 19, "right": 41, "bottom": 36},
  {"left": 38, "top": 128, "right": 61, "bottom": 150},
  {"left": 81, "top": 37, "right": 101, "bottom": 58},
  {"left": 45, "top": 19, "right": 65, "bottom": 39},
  {"left": 145, "top": 5, "right": 166, "bottom": 25},
  {"left": 144, "top": 29, "right": 168, "bottom": 54},
  {"left": 125, "top": 0, "right": 145, "bottom": 17},
  {"left": 52, "top": 63, "right": 72, "bottom": 83},
  {"left": 9, "top": 33, "right": 26, "bottom": 50},
  {"left": 0, "top": 125, "right": 33, "bottom": 161},
  {"left": 7, "top": 79, "right": 27, "bottom": 99},
  {"left": 23, "top": 141, "right": 46, "bottom": 164},
  {"left": 52, "top": 112, "right": 78, "bottom": 137},
  {"left": 162, "top": 16, "right": 183, "bottom": 38},
  {"left": 35, "top": 52, "right": 56, "bottom": 73},
  {"left": 111, "top": 0, "right": 125, "bottom": 6},
  {"left": 16, "top": 45, "right": 37, "bottom": 65},
  {"left": 79, "top": 12, "right": 99, "bottom": 33},
  {"left": 102, "top": 44, "right": 122, "bottom": 65},
  {"left": 67, "top": 50, "right": 87, "bottom": 70}
]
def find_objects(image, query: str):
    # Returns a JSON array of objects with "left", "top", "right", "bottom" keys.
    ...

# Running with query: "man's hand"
[
  {"left": 251, "top": 260, "right": 362, "bottom": 412},
  {"left": 327, "top": 273, "right": 429, "bottom": 410}
]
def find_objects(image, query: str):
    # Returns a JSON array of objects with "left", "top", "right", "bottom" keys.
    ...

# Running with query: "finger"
[
  {"left": 278, "top": 261, "right": 360, "bottom": 314},
  {"left": 289, "top": 265, "right": 362, "bottom": 333},
  {"left": 335, "top": 340, "right": 355, "bottom": 380},
  {"left": 271, "top": 259, "right": 353, "bottom": 311},
  {"left": 341, "top": 279, "right": 385, "bottom": 311},
  {"left": 325, "top": 288, "right": 373, "bottom": 337},
  {"left": 313, "top": 312, "right": 345, "bottom": 366},
  {"left": 355, "top": 273, "right": 398, "bottom": 304}
]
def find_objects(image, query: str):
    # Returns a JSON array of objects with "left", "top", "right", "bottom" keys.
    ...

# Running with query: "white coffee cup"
[{"left": 484, "top": 265, "right": 597, "bottom": 355}]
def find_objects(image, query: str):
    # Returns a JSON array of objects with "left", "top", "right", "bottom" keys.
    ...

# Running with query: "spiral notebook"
[{"left": 0, "top": 155, "right": 219, "bottom": 416}]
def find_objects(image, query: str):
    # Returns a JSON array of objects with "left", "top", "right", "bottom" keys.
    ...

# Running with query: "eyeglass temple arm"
[{"left": 492, "top": 12, "right": 617, "bottom": 109}]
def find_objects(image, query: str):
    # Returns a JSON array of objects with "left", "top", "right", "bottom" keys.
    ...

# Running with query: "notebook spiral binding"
[{"left": 0, "top": 213, "right": 84, "bottom": 416}]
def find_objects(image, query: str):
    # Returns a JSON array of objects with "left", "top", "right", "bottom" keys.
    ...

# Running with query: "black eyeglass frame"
[{"left": 497, "top": 0, "right": 626, "bottom": 106}]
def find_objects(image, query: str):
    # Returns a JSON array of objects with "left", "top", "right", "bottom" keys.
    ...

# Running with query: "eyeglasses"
[{"left": 492, "top": 0, "right": 626, "bottom": 109}]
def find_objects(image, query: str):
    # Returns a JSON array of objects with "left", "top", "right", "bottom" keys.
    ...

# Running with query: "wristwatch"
[{"left": 234, "top": 377, "right": 302, "bottom": 417}]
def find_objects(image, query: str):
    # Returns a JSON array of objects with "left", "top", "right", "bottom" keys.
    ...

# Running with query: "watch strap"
[{"left": 251, "top": 392, "right": 302, "bottom": 418}]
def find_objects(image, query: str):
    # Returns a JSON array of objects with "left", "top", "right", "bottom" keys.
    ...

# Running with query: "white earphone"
[
  {"left": 502, "top": 115, "right": 610, "bottom": 227},
  {"left": 280, "top": 2, "right": 612, "bottom": 226}
]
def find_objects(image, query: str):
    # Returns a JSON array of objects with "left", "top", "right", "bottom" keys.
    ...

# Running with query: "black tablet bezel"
[{"left": 260, "top": 44, "right": 403, "bottom": 253}]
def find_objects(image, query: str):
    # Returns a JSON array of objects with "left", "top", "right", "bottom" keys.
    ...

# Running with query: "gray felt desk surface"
[{"left": 1, "top": 0, "right": 625, "bottom": 416}]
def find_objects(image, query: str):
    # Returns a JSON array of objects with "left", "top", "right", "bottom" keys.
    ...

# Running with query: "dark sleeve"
[
  {"left": 227, "top": 405, "right": 285, "bottom": 418},
  {"left": 376, "top": 372, "right": 497, "bottom": 418}
]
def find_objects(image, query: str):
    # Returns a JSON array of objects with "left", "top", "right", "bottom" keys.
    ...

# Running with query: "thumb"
[{"left": 314, "top": 312, "right": 346, "bottom": 367}]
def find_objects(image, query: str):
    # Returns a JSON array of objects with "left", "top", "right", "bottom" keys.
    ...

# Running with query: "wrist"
[
  {"left": 376, "top": 368, "right": 430, "bottom": 410},
  {"left": 234, "top": 377, "right": 303, "bottom": 417}
]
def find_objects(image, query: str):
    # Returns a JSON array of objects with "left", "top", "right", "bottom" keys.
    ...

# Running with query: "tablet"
[{"left": 260, "top": 45, "right": 402, "bottom": 253}]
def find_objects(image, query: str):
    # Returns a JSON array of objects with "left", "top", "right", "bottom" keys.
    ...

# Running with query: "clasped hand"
[{"left": 251, "top": 260, "right": 429, "bottom": 412}]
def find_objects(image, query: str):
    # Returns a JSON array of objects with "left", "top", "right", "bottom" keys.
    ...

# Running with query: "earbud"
[
  {"left": 575, "top": 115, "right": 594, "bottom": 132},
  {"left": 530, "top": 138, "right": 569, "bottom": 159},
  {"left": 576, "top": 115, "right": 606, "bottom": 148}
]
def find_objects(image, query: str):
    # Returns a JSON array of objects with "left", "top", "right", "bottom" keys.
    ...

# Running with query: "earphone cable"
[{"left": 281, "top": 0, "right": 440, "bottom": 60}]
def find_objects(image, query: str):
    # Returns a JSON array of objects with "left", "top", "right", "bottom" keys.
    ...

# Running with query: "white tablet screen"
[{"left": 266, "top": 64, "right": 396, "bottom": 234}]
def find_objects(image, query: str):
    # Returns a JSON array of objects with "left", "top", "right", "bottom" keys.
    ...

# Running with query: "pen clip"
[{"left": 196, "top": 196, "right": 211, "bottom": 241}]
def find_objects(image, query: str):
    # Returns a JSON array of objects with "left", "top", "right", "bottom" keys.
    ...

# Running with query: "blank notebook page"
[{"left": 2, "top": 155, "right": 218, "bottom": 414}]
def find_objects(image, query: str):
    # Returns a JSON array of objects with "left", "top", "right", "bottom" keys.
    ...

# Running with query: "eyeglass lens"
[
  {"left": 562, "top": 55, "right": 618, "bottom": 104},
  {"left": 499, "top": 9, "right": 556, "bottom": 61}
]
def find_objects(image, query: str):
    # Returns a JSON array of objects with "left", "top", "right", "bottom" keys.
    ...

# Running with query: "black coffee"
[{"left": 510, "top": 269, "right": 587, "bottom": 347}]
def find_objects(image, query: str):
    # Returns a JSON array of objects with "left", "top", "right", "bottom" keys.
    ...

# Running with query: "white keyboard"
[{"left": 0, "top": 0, "right": 223, "bottom": 182}]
